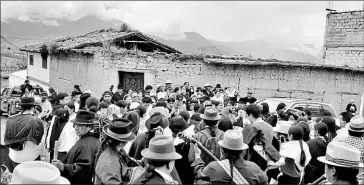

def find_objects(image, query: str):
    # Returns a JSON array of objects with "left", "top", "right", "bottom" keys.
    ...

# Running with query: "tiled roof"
[{"left": 20, "top": 29, "right": 182, "bottom": 54}]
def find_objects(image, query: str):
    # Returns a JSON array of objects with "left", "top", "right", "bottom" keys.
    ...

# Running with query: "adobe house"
[{"left": 21, "top": 27, "right": 364, "bottom": 112}]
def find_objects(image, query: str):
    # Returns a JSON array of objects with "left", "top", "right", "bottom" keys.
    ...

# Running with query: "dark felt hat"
[
  {"left": 70, "top": 110, "right": 95, "bottom": 125},
  {"left": 115, "top": 100, "right": 128, "bottom": 108},
  {"left": 169, "top": 116, "right": 188, "bottom": 133},
  {"left": 155, "top": 101, "right": 168, "bottom": 108},
  {"left": 215, "top": 84, "right": 222, "bottom": 88},
  {"left": 19, "top": 97, "right": 37, "bottom": 106},
  {"left": 190, "top": 113, "right": 202, "bottom": 122},
  {"left": 178, "top": 110, "right": 190, "bottom": 122},
  {"left": 71, "top": 91, "right": 82, "bottom": 97},
  {"left": 176, "top": 94, "right": 183, "bottom": 101},
  {"left": 103, "top": 118, "right": 135, "bottom": 141},
  {"left": 145, "top": 112, "right": 169, "bottom": 130}
]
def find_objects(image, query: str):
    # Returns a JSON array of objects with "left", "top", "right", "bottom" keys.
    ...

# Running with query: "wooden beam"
[{"left": 124, "top": 41, "right": 149, "bottom": 43}]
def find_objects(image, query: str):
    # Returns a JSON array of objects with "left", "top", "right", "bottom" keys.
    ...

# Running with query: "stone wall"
[
  {"left": 324, "top": 10, "right": 364, "bottom": 68},
  {"left": 49, "top": 51, "right": 364, "bottom": 112}
]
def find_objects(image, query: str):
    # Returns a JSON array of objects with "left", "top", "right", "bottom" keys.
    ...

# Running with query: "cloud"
[{"left": 1, "top": 1, "right": 363, "bottom": 43}]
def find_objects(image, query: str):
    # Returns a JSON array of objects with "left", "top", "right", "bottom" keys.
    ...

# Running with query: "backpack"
[{"left": 198, "top": 127, "right": 224, "bottom": 163}]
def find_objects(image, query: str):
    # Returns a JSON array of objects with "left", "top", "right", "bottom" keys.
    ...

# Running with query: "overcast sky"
[{"left": 1, "top": 1, "right": 363, "bottom": 46}]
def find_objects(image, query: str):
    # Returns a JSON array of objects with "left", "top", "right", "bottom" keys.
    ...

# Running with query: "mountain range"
[{"left": 1, "top": 15, "right": 323, "bottom": 63}]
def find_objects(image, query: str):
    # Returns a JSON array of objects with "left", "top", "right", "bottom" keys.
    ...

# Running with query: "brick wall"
[
  {"left": 49, "top": 51, "right": 364, "bottom": 112},
  {"left": 324, "top": 10, "right": 364, "bottom": 68}
]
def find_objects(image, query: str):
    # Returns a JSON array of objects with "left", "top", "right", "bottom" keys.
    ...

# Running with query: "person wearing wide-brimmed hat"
[
  {"left": 4, "top": 97, "right": 44, "bottom": 170},
  {"left": 129, "top": 136, "right": 182, "bottom": 184},
  {"left": 128, "top": 112, "right": 169, "bottom": 160},
  {"left": 51, "top": 110, "right": 101, "bottom": 184},
  {"left": 94, "top": 118, "right": 141, "bottom": 184},
  {"left": 317, "top": 142, "right": 364, "bottom": 184},
  {"left": 335, "top": 116, "right": 364, "bottom": 179},
  {"left": 202, "top": 83, "right": 214, "bottom": 98},
  {"left": 169, "top": 116, "right": 196, "bottom": 184},
  {"left": 193, "top": 107, "right": 224, "bottom": 164},
  {"left": 192, "top": 130, "right": 268, "bottom": 185}
]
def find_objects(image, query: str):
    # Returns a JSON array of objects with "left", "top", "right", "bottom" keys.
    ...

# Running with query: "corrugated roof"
[{"left": 20, "top": 29, "right": 182, "bottom": 54}]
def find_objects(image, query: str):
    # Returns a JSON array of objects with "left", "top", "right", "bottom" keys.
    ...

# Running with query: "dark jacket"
[
  {"left": 192, "top": 158, "right": 268, "bottom": 185},
  {"left": 174, "top": 141, "right": 195, "bottom": 184},
  {"left": 61, "top": 131, "right": 101, "bottom": 184},
  {"left": 4, "top": 113, "right": 44, "bottom": 146},
  {"left": 304, "top": 137, "right": 328, "bottom": 184}
]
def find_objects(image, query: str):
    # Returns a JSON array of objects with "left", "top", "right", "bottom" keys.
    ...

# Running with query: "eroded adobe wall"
[
  {"left": 324, "top": 11, "right": 364, "bottom": 68},
  {"left": 49, "top": 51, "right": 364, "bottom": 112}
]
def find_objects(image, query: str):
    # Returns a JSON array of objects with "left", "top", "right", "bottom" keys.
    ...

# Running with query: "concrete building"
[
  {"left": 323, "top": 10, "right": 364, "bottom": 68},
  {"left": 21, "top": 28, "right": 364, "bottom": 112}
]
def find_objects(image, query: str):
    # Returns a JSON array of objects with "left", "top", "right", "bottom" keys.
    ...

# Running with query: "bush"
[{"left": 39, "top": 44, "right": 49, "bottom": 60}]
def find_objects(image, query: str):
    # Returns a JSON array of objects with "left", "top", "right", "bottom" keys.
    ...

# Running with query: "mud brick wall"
[
  {"left": 49, "top": 51, "right": 364, "bottom": 112},
  {"left": 324, "top": 10, "right": 364, "bottom": 68}
]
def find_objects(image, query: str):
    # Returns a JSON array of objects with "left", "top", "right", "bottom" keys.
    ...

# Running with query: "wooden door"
[{"left": 120, "top": 72, "right": 144, "bottom": 92}]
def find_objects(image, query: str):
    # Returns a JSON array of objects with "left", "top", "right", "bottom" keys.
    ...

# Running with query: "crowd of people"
[{"left": 1, "top": 80, "right": 363, "bottom": 185}]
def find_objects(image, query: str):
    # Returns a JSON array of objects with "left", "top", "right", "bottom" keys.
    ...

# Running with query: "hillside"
[{"left": 1, "top": 15, "right": 323, "bottom": 63}]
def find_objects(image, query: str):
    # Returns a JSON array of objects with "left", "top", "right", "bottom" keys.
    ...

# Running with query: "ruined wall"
[
  {"left": 49, "top": 51, "right": 364, "bottom": 112},
  {"left": 324, "top": 10, "right": 364, "bottom": 68}
]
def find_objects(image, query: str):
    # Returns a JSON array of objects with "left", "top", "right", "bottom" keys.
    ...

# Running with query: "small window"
[
  {"left": 29, "top": 55, "right": 34, "bottom": 65},
  {"left": 42, "top": 57, "right": 47, "bottom": 69},
  {"left": 307, "top": 104, "right": 324, "bottom": 117}
]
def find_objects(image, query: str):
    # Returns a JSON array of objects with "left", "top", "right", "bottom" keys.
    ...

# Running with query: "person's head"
[
  {"left": 175, "top": 94, "right": 184, "bottom": 106},
  {"left": 123, "top": 94, "right": 132, "bottom": 104},
  {"left": 142, "top": 97, "right": 152, "bottom": 107},
  {"left": 85, "top": 97, "right": 99, "bottom": 113},
  {"left": 318, "top": 142, "right": 362, "bottom": 184},
  {"left": 131, "top": 92, "right": 139, "bottom": 102},
  {"left": 261, "top": 102, "right": 269, "bottom": 115},
  {"left": 218, "top": 117, "right": 233, "bottom": 132},
  {"left": 24, "top": 79, "right": 30, "bottom": 84},
  {"left": 48, "top": 87, "right": 55, "bottom": 94},
  {"left": 117, "top": 84, "right": 123, "bottom": 93},
  {"left": 233, "top": 90, "right": 239, "bottom": 97},
  {"left": 57, "top": 93, "right": 69, "bottom": 105},
  {"left": 128, "top": 89, "right": 133, "bottom": 94},
  {"left": 184, "top": 82, "right": 189, "bottom": 88},
  {"left": 173, "top": 87, "right": 180, "bottom": 94},
  {"left": 72, "top": 110, "right": 95, "bottom": 137},
  {"left": 201, "top": 107, "right": 221, "bottom": 127},
  {"left": 74, "top": 85, "right": 81, "bottom": 92},
  {"left": 98, "top": 101, "right": 109, "bottom": 115},
  {"left": 247, "top": 90, "right": 253, "bottom": 98},
  {"left": 169, "top": 116, "right": 188, "bottom": 134},
  {"left": 194, "top": 104, "right": 201, "bottom": 112},
  {"left": 245, "top": 104, "right": 261, "bottom": 123},
  {"left": 64, "top": 101, "right": 75, "bottom": 115},
  {"left": 216, "top": 101, "right": 224, "bottom": 111},
  {"left": 178, "top": 110, "right": 190, "bottom": 122},
  {"left": 314, "top": 122, "right": 328, "bottom": 137},
  {"left": 145, "top": 85, "right": 153, "bottom": 92},
  {"left": 41, "top": 92, "right": 48, "bottom": 102},
  {"left": 71, "top": 91, "right": 82, "bottom": 103},
  {"left": 347, "top": 116, "right": 364, "bottom": 138},
  {"left": 102, "top": 91, "right": 112, "bottom": 103},
  {"left": 167, "top": 98, "right": 175, "bottom": 109},
  {"left": 19, "top": 97, "right": 37, "bottom": 113},
  {"left": 115, "top": 100, "right": 128, "bottom": 115},
  {"left": 320, "top": 116, "right": 337, "bottom": 141},
  {"left": 349, "top": 106, "right": 356, "bottom": 113},
  {"left": 141, "top": 136, "right": 181, "bottom": 175}
]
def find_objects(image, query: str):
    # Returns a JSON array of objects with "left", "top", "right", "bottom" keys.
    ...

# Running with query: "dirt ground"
[{"left": 1, "top": 117, "right": 50, "bottom": 162}]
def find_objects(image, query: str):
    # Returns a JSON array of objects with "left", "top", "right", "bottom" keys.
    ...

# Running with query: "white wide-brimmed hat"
[
  {"left": 204, "top": 83, "right": 212, "bottom": 87},
  {"left": 218, "top": 130, "right": 248, "bottom": 151},
  {"left": 318, "top": 142, "right": 364, "bottom": 168},
  {"left": 347, "top": 116, "right": 364, "bottom": 132},
  {"left": 11, "top": 161, "right": 70, "bottom": 184}
]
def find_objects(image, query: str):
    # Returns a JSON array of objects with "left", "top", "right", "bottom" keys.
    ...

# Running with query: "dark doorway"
[{"left": 118, "top": 71, "right": 144, "bottom": 92}]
